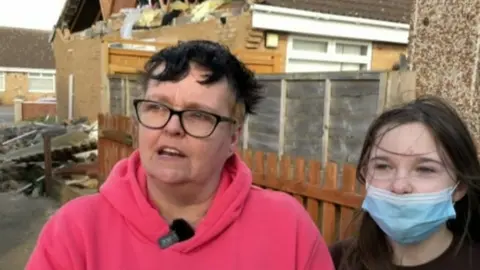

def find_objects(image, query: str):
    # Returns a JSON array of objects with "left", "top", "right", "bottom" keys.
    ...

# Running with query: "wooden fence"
[
  {"left": 107, "top": 71, "right": 416, "bottom": 164},
  {"left": 98, "top": 114, "right": 136, "bottom": 183},
  {"left": 98, "top": 113, "right": 366, "bottom": 244}
]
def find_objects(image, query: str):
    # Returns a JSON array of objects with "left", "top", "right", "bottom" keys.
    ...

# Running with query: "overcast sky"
[{"left": 0, "top": 0, "right": 66, "bottom": 30}]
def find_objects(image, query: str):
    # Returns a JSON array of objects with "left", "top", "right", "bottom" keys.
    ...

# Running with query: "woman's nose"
[{"left": 163, "top": 114, "right": 185, "bottom": 136}]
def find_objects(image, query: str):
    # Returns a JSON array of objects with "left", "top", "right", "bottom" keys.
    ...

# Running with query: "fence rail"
[{"left": 98, "top": 113, "right": 366, "bottom": 244}]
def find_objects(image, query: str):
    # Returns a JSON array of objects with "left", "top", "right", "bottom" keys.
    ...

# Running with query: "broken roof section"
[
  {"left": 53, "top": 0, "right": 249, "bottom": 43},
  {"left": 0, "top": 27, "right": 55, "bottom": 69},
  {"left": 54, "top": 0, "right": 413, "bottom": 36}
]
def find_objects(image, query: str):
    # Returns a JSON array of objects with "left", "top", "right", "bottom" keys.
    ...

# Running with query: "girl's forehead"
[{"left": 372, "top": 123, "right": 439, "bottom": 158}]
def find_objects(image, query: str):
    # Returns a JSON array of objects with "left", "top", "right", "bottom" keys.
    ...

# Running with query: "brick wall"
[
  {"left": 0, "top": 72, "right": 55, "bottom": 105},
  {"left": 371, "top": 42, "right": 407, "bottom": 71},
  {"left": 22, "top": 102, "right": 57, "bottom": 120},
  {"left": 53, "top": 33, "right": 102, "bottom": 121}
]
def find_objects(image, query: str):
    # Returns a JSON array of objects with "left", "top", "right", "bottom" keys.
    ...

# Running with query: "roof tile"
[{"left": 265, "top": 0, "right": 413, "bottom": 23}]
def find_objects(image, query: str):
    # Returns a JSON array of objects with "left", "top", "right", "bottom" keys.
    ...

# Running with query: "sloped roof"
[
  {"left": 264, "top": 0, "right": 413, "bottom": 23},
  {"left": 0, "top": 27, "right": 55, "bottom": 69}
]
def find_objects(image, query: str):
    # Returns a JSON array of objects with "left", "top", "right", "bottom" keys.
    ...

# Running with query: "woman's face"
[
  {"left": 137, "top": 63, "right": 240, "bottom": 186},
  {"left": 365, "top": 122, "right": 463, "bottom": 199}
]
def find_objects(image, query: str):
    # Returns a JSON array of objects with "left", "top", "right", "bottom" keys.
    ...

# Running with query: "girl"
[{"left": 330, "top": 96, "right": 480, "bottom": 269}]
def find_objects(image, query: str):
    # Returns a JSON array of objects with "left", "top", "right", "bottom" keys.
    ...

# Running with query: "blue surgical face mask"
[{"left": 361, "top": 184, "right": 458, "bottom": 245}]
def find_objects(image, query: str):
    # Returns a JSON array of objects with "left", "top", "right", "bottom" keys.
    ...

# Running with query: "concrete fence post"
[{"left": 13, "top": 98, "right": 23, "bottom": 123}]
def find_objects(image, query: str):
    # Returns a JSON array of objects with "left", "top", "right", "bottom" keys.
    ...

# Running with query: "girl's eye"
[
  {"left": 417, "top": 166, "right": 436, "bottom": 174},
  {"left": 374, "top": 164, "right": 391, "bottom": 170}
]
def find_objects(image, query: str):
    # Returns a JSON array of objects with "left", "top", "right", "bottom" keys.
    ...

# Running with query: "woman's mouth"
[{"left": 157, "top": 147, "right": 186, "bottom": 158}]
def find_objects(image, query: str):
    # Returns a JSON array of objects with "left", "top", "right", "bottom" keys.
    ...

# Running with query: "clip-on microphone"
[{"left": 158, "top": 219, "right": 195, "bottom": 249}]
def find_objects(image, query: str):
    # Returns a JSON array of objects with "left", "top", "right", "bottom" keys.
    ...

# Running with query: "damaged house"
[{"left": 50, "top": 0, "right": 412, "bottom": 121}]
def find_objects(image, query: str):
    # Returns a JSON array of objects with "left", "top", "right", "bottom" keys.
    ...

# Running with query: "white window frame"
[
  {"left": 286, "top": 35, "right": 373, "bottom": 72},
  {"left": 0, "top": 71, "right": 5, "bottom": 92},
  {"left": 28, "top": 72, "right": 56, "bottom": 93}
]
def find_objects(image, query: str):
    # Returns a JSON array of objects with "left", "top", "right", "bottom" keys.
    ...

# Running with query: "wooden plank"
[
  {"left": 54, "top": 162, "right": 98, "bottom": 178},
  {"left": 253, "top": 151, "right": 265, "bottom": 186},
  {"left": 99, "top": 129, "right": 133, "bottom": 146},
  {"left": 306, "top": 160, "right": 321, "bottom": 226},
  {"left": 109, "top": 64, "right": 142, "bottom": 75},
  {"left": 244, "top": 149, "right": 253, "bottom": 168},
  {"left": 339, "top": 164, "right": 357, "bottom": 240},
  {"left": 322, "top": 162, "right": 337, "bottom": 245},
  {"left": 293, "top": 157, "right": 306, "bottom": 205},
  {"left": 279, "top": 155, "right": 291, "bottom": 194},
  {"left": 265, "top": 152, "right": 277, "bottom": 188},
  {"left": 106, "top": 46, "right": 280, "bottom": 76}
]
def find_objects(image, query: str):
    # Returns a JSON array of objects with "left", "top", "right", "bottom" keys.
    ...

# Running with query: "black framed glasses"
[{"left": 133, "top": 99, "right": 237, "bottom": 138}]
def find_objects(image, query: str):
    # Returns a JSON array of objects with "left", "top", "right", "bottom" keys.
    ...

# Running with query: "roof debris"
[{"left": 0, "top": 118, "right": 99, "bottom": 195}]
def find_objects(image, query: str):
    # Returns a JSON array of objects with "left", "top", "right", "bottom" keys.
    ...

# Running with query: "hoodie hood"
[{"left": 99, "top": 150, "right": 252, "bottom": 253}]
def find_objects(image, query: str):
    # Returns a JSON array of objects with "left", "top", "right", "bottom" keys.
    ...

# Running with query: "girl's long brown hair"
[{"left": 338, "top": 96, "right": 480, "bottom": 270}]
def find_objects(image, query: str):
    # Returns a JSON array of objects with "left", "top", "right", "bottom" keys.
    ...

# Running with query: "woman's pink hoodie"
[{"left": 26, "top": 151, "right": 334, "bottom": 270}]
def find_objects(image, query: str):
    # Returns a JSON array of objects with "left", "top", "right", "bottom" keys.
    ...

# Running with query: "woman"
[
  {"left": 330, "top": 96, "right": 480, "bottom": 269},
  {"left": 26, "top": 40, "right": 334, "bottom": 270}
]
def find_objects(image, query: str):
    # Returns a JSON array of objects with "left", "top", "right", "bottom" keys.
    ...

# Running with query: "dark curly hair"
[{"left": 140, "top": 40, "right": 264, "bottom": 118}]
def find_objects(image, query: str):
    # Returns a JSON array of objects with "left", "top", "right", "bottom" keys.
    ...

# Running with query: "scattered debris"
[
  {"left": 76, "top": 0, "right": 250, "bottom": 39},
  {"left": 0, "top": 118, "right": 99, "bottom": 195}
]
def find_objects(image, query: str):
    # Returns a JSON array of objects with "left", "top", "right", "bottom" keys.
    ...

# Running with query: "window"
[
  {"left": 286, "top": 36, "right": 371, "bottom": 73},
  {"left": 28, "top": 73, "right": 55, "bottom": 93},
  {"left": 292, "top": 39, "right": 328, "bottom": 53},
  {"left": 0, "top": 72, "right": 4, "bottom": 91}
]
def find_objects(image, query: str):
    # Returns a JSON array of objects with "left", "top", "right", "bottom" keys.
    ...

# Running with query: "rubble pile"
[
  {"left": 0, "top": 123, "right": 45, "bottom": 154},
  {"left": 0, "top": 119, "right": 99, "bottom": 194}
]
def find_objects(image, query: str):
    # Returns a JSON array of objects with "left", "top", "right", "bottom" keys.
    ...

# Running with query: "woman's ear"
[
  {"left": 453, "top": 182, "right": 468, "bottom": 202},
  {"left": 229, "top": 123, "right": 242, "bottom": 154}
]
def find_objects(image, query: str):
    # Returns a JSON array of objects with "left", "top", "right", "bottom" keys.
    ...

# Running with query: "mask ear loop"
[{"left": 451, "top": 182, "right": 461, "bottom": 204}]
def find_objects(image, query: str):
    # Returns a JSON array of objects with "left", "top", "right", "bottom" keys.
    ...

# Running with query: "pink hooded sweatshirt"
[{"left": 26, "top": 151, "right": 334, "bottom": 270}]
